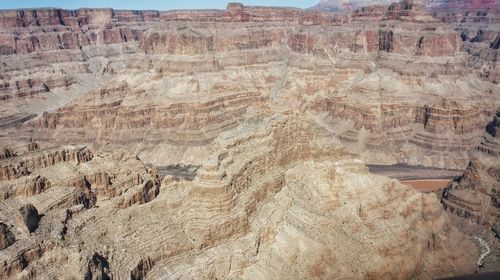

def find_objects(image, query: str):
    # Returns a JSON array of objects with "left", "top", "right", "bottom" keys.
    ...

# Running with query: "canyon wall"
[
  {"left": 441, "top": 112, "right": 499, "bottom": 226},
  {"left": 0, "top": 2, "right": 498, "bottom": 278},
  {"left": 0, "top": 2, "right": 497, "bottom": 168},
  {"left": 432, "top": 2, "right": 500, "bottom": 84},
  {"left": 0, "top": 115, "right": 478, "bottom": 279}
]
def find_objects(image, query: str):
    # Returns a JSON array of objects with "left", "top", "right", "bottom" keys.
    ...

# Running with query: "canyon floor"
[{"left": 0, "top": 0, "right": 499, "bottom": 279}]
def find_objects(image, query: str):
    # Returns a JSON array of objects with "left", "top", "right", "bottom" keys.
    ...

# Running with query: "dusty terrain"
[
  {"left": 0, "top": 115, "right": 479, "bottom": 279},
  {"left": 0, "top": 0, "right": 498, "bottom": 279},
  {"left": 0, "top": 1, "right": 498, "bottom": 169},
  {"left": 438, "top": 111, "right": 500, "bottom": 272}
]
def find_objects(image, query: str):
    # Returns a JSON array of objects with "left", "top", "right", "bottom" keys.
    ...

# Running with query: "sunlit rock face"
[
  {"left": 0, "top": 2, "right": 498, "bottom": 278},
  {"left": 0, "top": 115, "right": 478, "bottom": 279},
  {"left": 310, "top": 0, "right": 397, "bottom": 12},
  {"left": 311, "top": 0, "right": 498, "bottom": 12},
  {"left": 0, "top": 2, "right": 497, "bottom": 168},
  {"left": 441, "top": 112, "right": 500, "bottom": 226}
]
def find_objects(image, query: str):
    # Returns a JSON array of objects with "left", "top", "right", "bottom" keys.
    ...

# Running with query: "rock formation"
[
  {"left": 431, "top": 1, "right": 500, "bottom": 84},
  {"left": 439, "top": 111, "right": 500, "bottom": 271},
  {"left": 0, "top": 0, "right": 498, "bottom": 278},
  {"left": 0, "top": 145, "right": 93, "bottom": 180},
  {"left": 0, "top": 143, "right": 159, "bottom": 278},
  {"left": 18, "top": 204, "right": 40, "bottom": 233},
  {"left": 0, "top": 115, "right": 479, "bottom": 278},
  {"left": 310, "top": 0, "right": 396, "bottom": 12},
  {"left": 0, "top": 222, "right": 15, "bottom": 250},
  {"left": 0, "top": 2, "right": 495, "bottom": 169},
  {"left": 0, "top": 148, "right": 14, "bottom": 160},
  {"left": 441, "top": 112, "right": 500, "bottom": 226},
  {"left": 311, "top": 0, "right": 498, "bottom": 12},
  {"left": 84, "top": 253, "right": 111, "bottom": 280}
]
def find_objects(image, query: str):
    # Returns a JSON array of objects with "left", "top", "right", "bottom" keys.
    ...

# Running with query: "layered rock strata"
[
  {"left": 0, "top": 115, "right": 479, "bottom": 279},
  {"left": 432, "top": 2, "right": 500, "bottom": 83},
  {"left": 0, "top": 143, "right": 159, "bottom": 278},
  {"left": 438, "top": 112, "right": 500, "bottom": 272},
  {"left": 0, "top": 145, "right": 93, "bottom": 180},
  {"left": 0, "top": 2, "right": 497, "bottom": 278},
  {"left": 0, "top": 3, "right": 495, "bottom": 168},
  {"left": 441, "top": 112, "right": 500, "bottom": 226}
]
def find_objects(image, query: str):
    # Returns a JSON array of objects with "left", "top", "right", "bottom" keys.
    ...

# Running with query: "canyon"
[
  {"left": 0, "top": 1, "right": 498, "bottom": 169},
  {"left": 0, "top": 0, "right": 498, "bottom": 279},
  {"left": 0, "top": 116, "right": 479, "bottom": 279}
]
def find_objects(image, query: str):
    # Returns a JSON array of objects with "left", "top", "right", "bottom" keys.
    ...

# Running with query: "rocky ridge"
[
  {"left": 431, "top": 1, "right": 500, "bottom": 84},
  {"left": 441, "top": 112, "right": 499, "bottom": 226},
  {"left": 0, "top": 1, "right": 498, "bottom": 278},
  {"left": 439, "top": 111, "right": 500, "bottom": 271},
  {"left": 0, "top": 115, "right": 478, "bottom": 279},
  {"left": 0, "top": 2, "right": 496, "bottom": 169},
  {"left": 0, "top": 142, "right": 159, "bottom": 278}
]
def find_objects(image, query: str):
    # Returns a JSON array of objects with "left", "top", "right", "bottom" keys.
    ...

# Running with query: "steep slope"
[
  {"left": 431, "top": 1, "right": 500, "bottom": 84},
  {"left": 441, "top": 112, "right": 499, "bottom": 226},
  {"left": 0, "top": 3, "right": 497, "bottom": 169},
  {"left": 0, "top": 115, "right": 478, "bottom": 279},
  {"left": 439, "top": 111, "right": 500, "bottom": 270}
]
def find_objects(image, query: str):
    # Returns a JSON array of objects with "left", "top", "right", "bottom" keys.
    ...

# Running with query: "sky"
[{"left": 0, "top": 0, "right": 319, "bottom": 10}]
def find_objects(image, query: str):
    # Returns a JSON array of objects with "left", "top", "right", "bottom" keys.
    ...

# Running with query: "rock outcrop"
[
  {"left": 0, "top": 115, "right": 479, "bottom": 279},
  {"left": 441, "top": 112, "right": 500, "bottom": 226},
  {"left": 0, "top": 145, "right": 93, "bottom": 180},
  {"left": 431, "top": 1, "right": 500, "bottom": 83},
  {"left": 0, "top": 148, "right": 14, "bottom": 160},
  {"left": 439, "top": 111, "right": 500, "bottom": 271},
  {"left": 0, "top": 144, "right": 158, "bottom": 278},
  {"left": 18, "top": 204, "right": 40, "bottom": 233},
  {"left": 0, "top": 1, "right": 498, "bottom": 278},
  {"left": 0, "top": 223, "right": 15, "bottom": 250},
  {"left": 84, "top": 253, "right": 111, "bottom": 280},
  {"left": 116, "top": 179, "right": 160, "bottom": 209},
  {"left": 0, "top": 2, "right": 494, "bottom": 169}
]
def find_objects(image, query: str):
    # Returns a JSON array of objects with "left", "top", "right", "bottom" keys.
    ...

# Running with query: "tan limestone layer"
[{"left": 0, "top": 115, "right": 478, "bottom": 279}]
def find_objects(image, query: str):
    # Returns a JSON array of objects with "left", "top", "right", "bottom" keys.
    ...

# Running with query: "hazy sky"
[{"left": 0, "top": 0, "right": 319, "bottom": 10}]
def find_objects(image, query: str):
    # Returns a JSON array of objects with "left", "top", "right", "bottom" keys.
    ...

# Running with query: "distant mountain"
[
  {"left": 430, "top": 0, "right": 498, "bottom": 10},
  {"left": 309, "top": 0, "right": 399, "bottom": 12},
  {"left": 309, "top": 0, "right": 498, "bottom": 12}
]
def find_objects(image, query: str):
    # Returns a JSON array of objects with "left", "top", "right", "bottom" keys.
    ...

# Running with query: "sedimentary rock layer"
[
  {"left": 0, "top": 3, "right": 496, "bottom": 168},
  {"left": 0, "top": 142, "right": 159, "bottom": 278},
  {"left": 0, "top": 115, "right": 478, "bottom": 279},
  {"left": 431, "top": 2, "right": 500, "bottom": 83},
  {"left": 0, "top": 2, "right": 496, "bottom": 279},
  {"left": 0, "top": 145, "right": 93, "bottom": 180},
  {"left": 441, "top": 112, "right": 500, "bottom": 226}
]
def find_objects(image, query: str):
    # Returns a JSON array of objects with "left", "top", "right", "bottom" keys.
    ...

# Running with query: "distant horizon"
[{"left": 0, "top": 0, "right": 319, "bottom": 11}]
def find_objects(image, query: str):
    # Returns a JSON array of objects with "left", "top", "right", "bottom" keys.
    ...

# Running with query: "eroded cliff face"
[
  {"left": 0, "top": 142, "right": 159, "bottom": 278},
  {"left": 439, "top": 111, "right": 499, "bottom": 271},
  {"left": 431, "top": 2, "right": 500, "bottom": 84},
  {"left": 0, "top": 3, "right": 498, "bottom": 277},
  {"left": 0, "top": 2, "right": 497, "bottom": 169},
  {"left": 0, "top": 115, "right": 478, "bottom": 279},
  {"left": 441, "top": 112, "right": 500, "bottom": 226}
]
